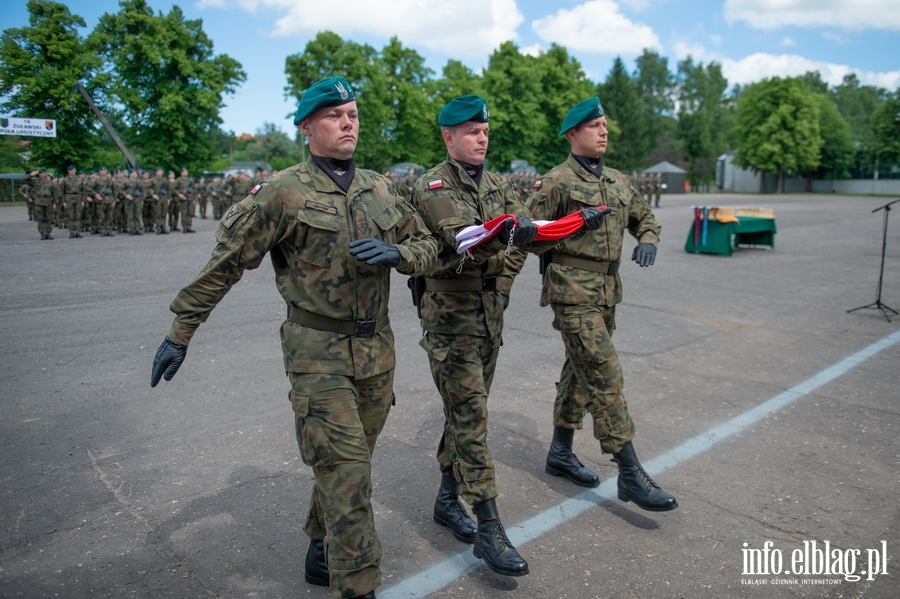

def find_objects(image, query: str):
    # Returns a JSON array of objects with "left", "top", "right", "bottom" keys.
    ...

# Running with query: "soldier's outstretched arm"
[{"left": 150, "top": 190, "right": 283, "bottom": 387}]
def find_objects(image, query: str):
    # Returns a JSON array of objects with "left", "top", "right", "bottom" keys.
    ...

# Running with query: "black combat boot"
[
  {"left": 304, "top": 539, "right": 329, "bottom": 586},
  {"left": 134, "top": 229, "right": 143, "bottom": 235},
  {"left": 612, "top": 441, "right": 677, "bottom": 512},
  {"left": 157, "top": 227, "right": 169, "bottom": 234},
  {"left": 433, "top": 474, "right": 477, "bottom": 543},
  {"left": 352, "top": 592, "right": 375, "bottom": 599},
  {"left": 472, "top": 499, "right": 528, "bottom": 577},
  {"left": 184, "top": 227, "right": 195, "bottom": 233},
  {"left": 545, "top": 426, "right": 600, "bottom": 488},
  {"left": 74, "top": 232, "right": 83, "bottom": 238}
]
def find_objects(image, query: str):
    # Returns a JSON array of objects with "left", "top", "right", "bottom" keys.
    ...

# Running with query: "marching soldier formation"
[
  {"left": 147, "top": 75, "right": 676, "bottom": 599},
  {"left": 18, "top": 165, "right": 277, "bottom": 240}
]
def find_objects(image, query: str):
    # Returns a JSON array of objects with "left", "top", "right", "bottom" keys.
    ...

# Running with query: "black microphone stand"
[{"left": 847, "top": 198, "right": 899, "bottom": 322}]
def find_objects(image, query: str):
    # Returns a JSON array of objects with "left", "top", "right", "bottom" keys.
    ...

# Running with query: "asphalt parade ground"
[{"left": 1, "top": 192, "right": 898, "bottom": 599}]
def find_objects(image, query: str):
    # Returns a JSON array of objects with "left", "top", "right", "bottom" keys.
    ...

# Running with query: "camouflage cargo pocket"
[{"left": 289, "top": 389, "right": 317, "bottom": 467}]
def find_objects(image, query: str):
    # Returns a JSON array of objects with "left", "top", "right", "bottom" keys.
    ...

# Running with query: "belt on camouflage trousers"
[
  {"left": 424, "top": 276, "right": 498, "bottom": 292},
  {"left": 287, "top": 303, "right": 388, "bottom": 338},
  {"left": 550, "top": 254, "right": 620, "bottom": 274}
]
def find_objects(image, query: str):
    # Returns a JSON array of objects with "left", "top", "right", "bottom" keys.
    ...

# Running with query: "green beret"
[
  {"left": 438, "top": 95, "right": 490, "bottom": 127},
  {"left": 560, "top": 97, "right": 605, "bottom": 135},
  {"left": 67, "top": 164, "right": 76, "bottom": 171},
  {"left": 293, "top": 76, "right": 356, "bottom": 125}
]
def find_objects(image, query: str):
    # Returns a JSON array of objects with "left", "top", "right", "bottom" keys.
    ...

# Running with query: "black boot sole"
[
  {"left": 473, "top": 546, "right": 529, "bottom": 577},
  {"left": 433, "top": 513, "right": 476, "bottom": 544},
  {"left": 617, "top": 491, "right": 678, "bottom": 512},
  {"left": 545, "top": 464, "right": 601, "bottom": 488},
  {"left": 304, "top": 571, "right": 329, "bottom": 586}
]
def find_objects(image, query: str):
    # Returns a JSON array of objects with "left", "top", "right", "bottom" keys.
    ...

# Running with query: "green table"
[{"left": 684, "top": 216, "right": 777, "bottom": 256}]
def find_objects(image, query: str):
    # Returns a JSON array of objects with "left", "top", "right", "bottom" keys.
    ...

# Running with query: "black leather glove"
[
  {"left": 501, "top": 294, "right": 509, "bottom": 310},
  {"left": 348, "top": 238, "right": 401, "bottom": 267},
  {"left": 498, "top": 216, "right": 538, "bottom": 245},
  {"left": 151, "top": 337, "right": 187, "bottom": 387},
  {"left": 632, "top": 243, "right": 657, "bottom": 267},
  {"left": 580, "top": 207, "right": 612, "bottom": 231}
]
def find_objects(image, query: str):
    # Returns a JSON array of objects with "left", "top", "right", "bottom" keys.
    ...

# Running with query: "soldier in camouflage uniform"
[
  {"left": 149, "top": 167, "right": 169, "bottom": 234},
  {"left": 95, "top": 167, "right": 116, "bottom": 236},
  {"left": 112, "top": 170, "right": 130, "bottom": 234},
  {"left": 124, "top": 169, "right": 144, "bottom": 235},
  {"left": 61, "top": 165, "right": 84, "bottom": 238},
  {"left": 137, "top": 170, "right": 155, "bottom": 233},
  {"left": 150, "top": 76, "right": 437, "bottom": 599},
  {"left": 28, "top": 169, "right": 55, "bottom": 239},
  {"left": 172, "top": 168, "right": 195, "bottom": 233},
  {"left": 412, "top": 95, "right": 543, "bottom": 578},
  {"left": 508, "top": 97, "right": 677, "bottom": 512},
  {"left": 223, "top": 172, "right": 253, "bottom": 207}
]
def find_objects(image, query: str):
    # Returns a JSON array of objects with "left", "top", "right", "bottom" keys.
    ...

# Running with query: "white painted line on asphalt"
[{"left": 380, "top": 328, "right": 900, "bottom": 599}]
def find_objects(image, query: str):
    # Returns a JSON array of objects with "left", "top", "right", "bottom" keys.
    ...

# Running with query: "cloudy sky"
[{"left": 7, "top": 0, "right": 899, "bottom": 137}]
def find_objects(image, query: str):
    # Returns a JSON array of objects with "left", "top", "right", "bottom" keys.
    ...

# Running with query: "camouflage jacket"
[
  {"left": 149, "top": 177, "right": 168, "bottom": 200},
  {"left": 138, "top": 178, "right": 155, "bottom": 198},
  {"left": 94, "top": 177, "right": 115, "bottom": 204},
  {"left": 166, "top": 157, "right": 438, "bottom": 379},
  {"left": 412, "top": 157, "right": 534, "bottom": 338},
  {"left": 508, "top": 154, "right": 660, "bottom": 307},
  {"left": 30, "top": 178, "right": 53, "bottom": 206},
  {"left": 61, "top": 175, "right": 82, "bottom": 201},
  {"left": 112, "top": 178, "right": 131, "bottom": 202},
  {"left": 172, "top": 176, "right": 193, "bottom": 199},
  {"left": 224, "top": 177, "right": 253, "bottom": 202}
]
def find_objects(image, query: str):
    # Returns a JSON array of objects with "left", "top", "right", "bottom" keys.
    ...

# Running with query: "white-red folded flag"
[{"left": 454, "top": 209, "right": 604, "bottom": 254}]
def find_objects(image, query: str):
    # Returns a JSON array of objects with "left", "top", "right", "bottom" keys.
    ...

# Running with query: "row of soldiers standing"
[
  {"left": 629, "top": 171, "right": 663, "bottom": 207},
  {"left": 18, "top": 166, "right": 264, "bottom": 240}
]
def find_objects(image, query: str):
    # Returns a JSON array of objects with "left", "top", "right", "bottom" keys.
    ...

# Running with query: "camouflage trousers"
[
  {"left": 178, "top": 199, "right": 193, "bottom": 228},
  {"left": 97, "top": 202, "right": 115, "bottom": 234},
  {"left": 142, "top": 199, "right": 154, "bottom": 229},
  {"left": 154, "top": 200, "right": 168, "bottom": 230},
  {"left": 125, "top": 200, "right": 143, "bottom": 232},
  {"left": 420, "top": 332, "right": 499, "bottom": 506},
  {"left": 65, "top": 200, "right": 82, "bottom": 234},
  {"left": 167, "top": 199, "right": 180, "bottom": 229},
  {"left": 33, "top": 204, "right": 53, "bottom": 236},
  {"left": 288, "top": 370, "right": 394, "bottom": 599},
  {"left": 550, "top": 303, "right": 635, "bottom": 454}
]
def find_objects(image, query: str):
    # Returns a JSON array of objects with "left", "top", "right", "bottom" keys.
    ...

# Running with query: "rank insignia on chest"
[
  {"left": 250, "top": 183, "right": 262, "bottom": 195},
  {"left": 428, "top": 179, "right": 443, "bottom": 190}
]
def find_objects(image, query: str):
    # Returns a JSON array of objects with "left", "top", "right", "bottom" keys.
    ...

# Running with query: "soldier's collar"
[
  {"left": 567, "top": 153, "right": 613, "bottom": 183},
  {"left": 446, "top": 156, "right": 495, "bottom": 194},
  {"left": 306, "top": 156, "right": 372, "bottom": 196}
]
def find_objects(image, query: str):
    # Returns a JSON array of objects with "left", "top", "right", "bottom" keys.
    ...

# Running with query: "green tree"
[
  {"left": 0, "top": 136, "right": 29, "bottom": 173},
  {"left": 285, "top": 31, "right": 392, "bottom": 170},
  {"left": 870, "top": 90, "right": 900, "bottom": 164},
  {"left": 634, "top": 49, "right": 676, "bottom": 164},
  {"left": 482, "top": 42, "right": 546, "bottom": 172},
  {"left": 797, "top": 75, "right": 854, "bottom": 180},
  {"left": 675, "top": 57, "right": 734, "bottom": 187},
  {"left": 432, "top": 60, "right": 484, "bottom": 105},
  {"left": 0, "top": 0, "right": 102, "bottom": 171},
  {"left": 381, "top": 37, "right": 438, "bottom": 169},
  {"left": 735, "top": 76, "right": 822, "bottom": 193},
  {"left": 532, "top": 44, "right": 595, "bottom": 172},
  {"left": 90, "top": 0, "right": 245, "bottom": 172},
  {"left": 233, "top": 123, "right": 299, "bottom": 166},
  {"left": 833, "top": 73, "right": 886, "bottom": 150},
  {"left": 597, "top": 57, "right": 646, "bottom": 171}
]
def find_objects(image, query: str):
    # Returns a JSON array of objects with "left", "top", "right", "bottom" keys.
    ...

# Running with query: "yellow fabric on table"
[
  {"left": 736, "top": 207, "right": 775, "bottom": 219},
  {"left": 710, "top": 207, "right": 738, "bottom": 223}
]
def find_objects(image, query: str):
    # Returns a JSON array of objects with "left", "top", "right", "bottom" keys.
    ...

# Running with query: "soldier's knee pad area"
[{"left": 290, "top": 386, "right": 372, "bottom": 469}]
